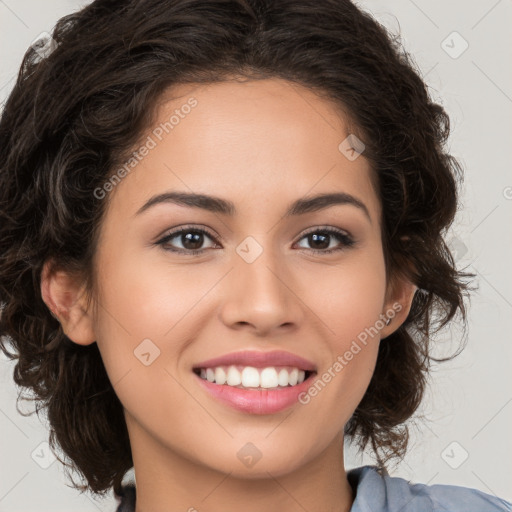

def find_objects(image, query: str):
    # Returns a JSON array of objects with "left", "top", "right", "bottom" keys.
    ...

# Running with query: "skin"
[{"left": 41, "top": 78, "right": 417, "bottom": 512}]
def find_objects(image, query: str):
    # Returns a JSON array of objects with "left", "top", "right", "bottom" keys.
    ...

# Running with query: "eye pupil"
[
  {"left": 183, "top": 232, "right": 203, "bottom": 250},
  {"left": 309, "top": 233, "right": 329, "bottom": 249}
]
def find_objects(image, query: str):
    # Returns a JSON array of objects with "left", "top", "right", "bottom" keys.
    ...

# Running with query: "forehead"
[{"left": 106, "top": 78, "right": 381, "bottom": 226}]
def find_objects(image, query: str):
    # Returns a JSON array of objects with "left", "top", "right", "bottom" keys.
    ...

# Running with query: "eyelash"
[{"left": 155, "top": 225, "right": 356, "bottom": 256}]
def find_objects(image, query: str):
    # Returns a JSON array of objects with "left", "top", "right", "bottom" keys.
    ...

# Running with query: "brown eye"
[
  {"left": 294, "top": 228, "right": 355, "bottom": 254},
  {"left": 156, "top": 227, "right": 219, "bottom": 255},
  {"left": 155, "top": 225, "right": 355, "bottom": 256}
]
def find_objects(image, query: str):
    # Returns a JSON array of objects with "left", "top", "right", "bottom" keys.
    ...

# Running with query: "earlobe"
[
  {"left": 381, "top": 276, "right": 418, "bottom": 339},
  {"left": 40, "top": 261, "right": 96, "bottom": 346}
]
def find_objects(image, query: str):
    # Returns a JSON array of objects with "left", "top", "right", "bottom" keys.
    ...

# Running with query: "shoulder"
[{"left": 347, "top": 465, "right": 512, "bottom": 512}]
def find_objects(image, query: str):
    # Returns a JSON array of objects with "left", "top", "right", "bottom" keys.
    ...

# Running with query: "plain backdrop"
[{"left": 1, "top": 1, "right": 511, "bottom": 511}]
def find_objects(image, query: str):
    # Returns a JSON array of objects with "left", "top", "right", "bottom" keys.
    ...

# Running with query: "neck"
[{"left": 129, "top": 422, "right": 355, "bottom": 512}]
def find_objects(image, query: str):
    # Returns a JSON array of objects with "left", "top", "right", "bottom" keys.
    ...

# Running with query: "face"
[{"left": 58, "top": 78, "right": 406, "bottom": 479}]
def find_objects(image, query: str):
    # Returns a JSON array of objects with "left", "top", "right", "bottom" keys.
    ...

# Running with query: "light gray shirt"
[
  {"left": 115, "top": 465, "right": 512, "bottom": 511},
  {"left": 347, "top": 465, "right": 512, "bottom": 511}
]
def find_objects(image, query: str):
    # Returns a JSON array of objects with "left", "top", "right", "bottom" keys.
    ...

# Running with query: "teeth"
[{"left": 198, "top": 365, "right": 308, "bottom": 389}]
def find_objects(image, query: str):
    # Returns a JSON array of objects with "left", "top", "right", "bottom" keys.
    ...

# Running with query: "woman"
[{"left": 0, "top": 1, "right": 510, "bottom": 511}]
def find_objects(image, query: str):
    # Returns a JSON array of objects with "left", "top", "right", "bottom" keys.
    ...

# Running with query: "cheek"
[
  {"left": 90, "top": 256, "right": 197, "bottom": 422},
  {"left": 301, "top": 248, "right": 386, "bottom": 402},
  {"left": 91, "top": 248, "right": 225, "bottom": 387},
  {"left": 304, "top": 246, "right": 387, "bottom": 341},
  {"left": 94, "top": 248, "right": 209, "bottom": 338},
  {"left": 299, "top": 282, "right": 384, "bottom": 438}
]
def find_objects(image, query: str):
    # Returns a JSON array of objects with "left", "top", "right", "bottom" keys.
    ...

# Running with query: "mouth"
[
  {"left": 192, "top": 365, "right": 317, "bottom": 390},
  {"left": 192, "top": 365, "right": 318, "bottom": 414}
]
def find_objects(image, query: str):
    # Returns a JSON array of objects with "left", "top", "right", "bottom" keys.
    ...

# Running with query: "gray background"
[{"left": 1, "top": 0, "right": 511, "bottom": 510}]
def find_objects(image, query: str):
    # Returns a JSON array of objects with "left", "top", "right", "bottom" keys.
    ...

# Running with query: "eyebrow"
[{"left": 135, "top": 191, "right": 372, "bottom": 224}]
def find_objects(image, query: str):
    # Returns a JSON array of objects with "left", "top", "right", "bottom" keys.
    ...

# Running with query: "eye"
[
  {"left": 155, "top": 225, "right": 356, "bottom": 256},
  {"left": 294, "top": 227, "right": 356, "bottom": 254},
  {"left": 155, "top": 226, "right": 219, "bottom": 255}
]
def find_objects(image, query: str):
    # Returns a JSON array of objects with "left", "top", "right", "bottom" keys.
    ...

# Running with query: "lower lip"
[{"left": 193, "top": 371, "right": 317, "bottom": 414}]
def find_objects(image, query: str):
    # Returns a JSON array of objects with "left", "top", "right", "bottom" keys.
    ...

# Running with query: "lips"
[{"left": 193, "top": 349, "right": 317, "bottom": 372}]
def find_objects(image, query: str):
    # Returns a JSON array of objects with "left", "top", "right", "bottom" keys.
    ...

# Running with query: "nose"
[{"left": 218, "top": 243, "right": 302, "bottom": 336}]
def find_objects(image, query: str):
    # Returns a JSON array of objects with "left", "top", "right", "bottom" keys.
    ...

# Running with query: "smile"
[{"left": 193, "top": 365, "right": 318, "bottom": 414}]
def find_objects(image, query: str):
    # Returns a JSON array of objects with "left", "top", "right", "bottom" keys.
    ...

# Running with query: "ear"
[
  {"left": 380, "top": 272, "right": 417, "bottom": 340},
  {"left": 40, "top": 260, "right": 96, "bottom": 346}
]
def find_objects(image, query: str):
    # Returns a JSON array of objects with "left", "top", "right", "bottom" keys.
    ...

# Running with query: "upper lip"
[{"left": 193, "top": 350, "right": 317, "bottom": 372}]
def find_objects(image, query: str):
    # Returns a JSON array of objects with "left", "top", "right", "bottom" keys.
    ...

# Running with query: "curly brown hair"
[{"left": 0, "top": 0, "right": 475, "bottom": 499}]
